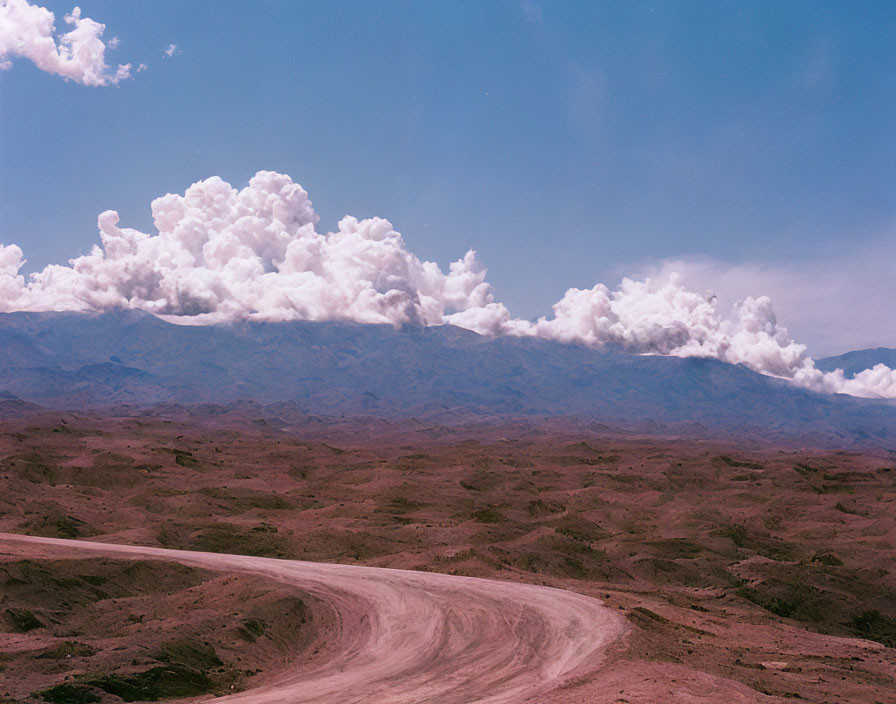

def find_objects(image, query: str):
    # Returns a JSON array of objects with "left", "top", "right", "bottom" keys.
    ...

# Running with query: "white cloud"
[
  {"left": 521, "top": 1, "right": 542, "bottom": 23},
  {"left": 162, "top": 42, "right": 178, "bottom": 58},
  {"left": 0, "top": 170, "right": 893, "bottom": 400},
  {"left": 0, "top": 0, "right": 134, "bottom": 85},
  {"left": 635, "top": 254, "right": 896, "bottom": 357},
  {"left": 0, "top": 172, "right": 496, "bottom": 330},
  {"left": 450, "top": 273, "right": 896, "bottom": 399}
]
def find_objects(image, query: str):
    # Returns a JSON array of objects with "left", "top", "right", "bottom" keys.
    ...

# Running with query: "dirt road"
[{"left": 0, "top": 533, "right": 625, "bottom": 703}]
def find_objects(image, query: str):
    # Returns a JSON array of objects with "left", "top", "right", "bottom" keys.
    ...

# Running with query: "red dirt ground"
[{"left": 1, "top": 408, "right": 894, "bottom": 703}]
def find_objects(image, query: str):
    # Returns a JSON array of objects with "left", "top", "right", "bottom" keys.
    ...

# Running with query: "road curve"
[{"left": 0, "top": 533, "right": 625, "bottom": 704}]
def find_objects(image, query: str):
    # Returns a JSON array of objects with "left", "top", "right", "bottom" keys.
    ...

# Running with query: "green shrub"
[
  {"left": 850, "top": 609, "right": 896, "bottom": 648},
  {"left": 36, "top": 684, "right": 100, "bottom": 703}
]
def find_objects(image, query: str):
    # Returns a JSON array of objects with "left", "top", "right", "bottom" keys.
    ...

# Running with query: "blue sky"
[{"left": 1, "top": 0, "right": 894, "bottom": 354}]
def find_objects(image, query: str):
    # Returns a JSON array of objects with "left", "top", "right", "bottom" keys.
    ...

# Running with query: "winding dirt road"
[{"left": 0, "top": 533, "right": 625, "bottom": 703}]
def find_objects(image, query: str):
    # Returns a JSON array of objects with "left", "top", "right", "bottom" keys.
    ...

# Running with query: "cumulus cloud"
[
  {"left": 0, "top": 0, "right": 132, "bottom": 85},
  {"left": 0, "top": 170, "right": 893, "bottom": 400},
  {"left": 634, "top": 255, "right": 896, "bottom": 358},
  {"left": 451, "top": 275, "right": 896, "bottom": 399},
  {"left": 0, "top": 172, "right": 497, "bottom": 329}
]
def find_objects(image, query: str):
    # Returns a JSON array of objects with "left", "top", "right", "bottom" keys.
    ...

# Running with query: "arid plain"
[{"left": 0, "top": 404, "right": 893, "bottom": 703}]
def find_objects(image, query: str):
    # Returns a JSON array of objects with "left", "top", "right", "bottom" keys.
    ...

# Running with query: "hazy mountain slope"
[
  {"left": 816, "top": 348, "right": 896, "bottom": 376},
  {"left": 0, "top": 310, "right": 893, "bottom": 443}
]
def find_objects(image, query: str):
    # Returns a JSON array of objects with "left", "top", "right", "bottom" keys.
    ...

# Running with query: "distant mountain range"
[{"left": 0, "top": 310, "right": 894, "bottom": 445}]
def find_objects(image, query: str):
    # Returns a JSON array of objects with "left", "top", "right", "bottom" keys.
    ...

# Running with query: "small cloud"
[
  {"left": 521, "top": 1, "right": 542, "bottom": 23},
  {"left": 162, "top": 43, "right": 180, "bottom": 58},
  {"left": 0, "top": 0, "right": 137, "bottom": 86},
  {"left": 798, "top": 39, "right": 835, "bottom": 90},
  {"left": 137, "top": 63, "right": 148, "bottom": 73}
]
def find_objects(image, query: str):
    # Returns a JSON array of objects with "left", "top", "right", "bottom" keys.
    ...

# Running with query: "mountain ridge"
[
  {"left": 816, "top": 347, "right": 896, "bottom": 376},
  {"left": 0, "top": 310, "right": 893, "bottom": 445}
]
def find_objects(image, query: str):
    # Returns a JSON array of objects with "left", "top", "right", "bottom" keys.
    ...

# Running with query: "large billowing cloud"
[
  {"left": 0, "top": 172, "right": 495, "bottom": 328},
  {"left": 1, "top": 170, "right": 894, "bottom": 400},
  {"left": 0, "top": 0, "right": 132, "bottom": 85}
]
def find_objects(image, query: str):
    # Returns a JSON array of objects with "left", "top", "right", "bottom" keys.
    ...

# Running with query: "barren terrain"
[{"left": 1, "top": 407, "right": 894, "bottom": 702}]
